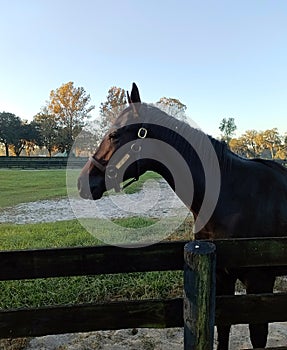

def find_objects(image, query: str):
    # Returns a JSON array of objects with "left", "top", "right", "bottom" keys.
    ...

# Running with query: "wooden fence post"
[{"left": 184, "top": 241, "right": 216, "bottom": 350}]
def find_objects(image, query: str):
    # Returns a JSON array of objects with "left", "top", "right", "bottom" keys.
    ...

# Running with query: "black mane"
[
  {"left": 141, "top": 104, "right": 286, "bottom": 175},
  {"left": 142, "top": 103, "right": 235, "bottom": 172}
]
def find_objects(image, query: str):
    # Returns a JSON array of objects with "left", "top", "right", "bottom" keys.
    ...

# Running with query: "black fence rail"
[
  {"left": 0, "top": 237, "right": 286, "bottom": 349},
  {"left": 0, "top": 156, "right": 285, "bottom": 170},
  {"left": 0, "top": 156, "right": 88, "bottom": 169}
]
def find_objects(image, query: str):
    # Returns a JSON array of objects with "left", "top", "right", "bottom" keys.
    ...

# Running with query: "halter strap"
[
  {"left": 89, "top": 126, "right": 148, "bottom": 192},
  {"left": 89, "top": 156, "right": 106, "bottom": 173}
]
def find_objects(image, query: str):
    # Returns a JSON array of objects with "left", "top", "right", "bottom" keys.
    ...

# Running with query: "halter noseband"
[{"left": 89, "top": 126, "right": 148, "bottom": 192}]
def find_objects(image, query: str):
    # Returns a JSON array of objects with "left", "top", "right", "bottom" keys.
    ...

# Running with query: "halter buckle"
[{"left": 138, "top": 127, "right": 147, "bottom": 139}]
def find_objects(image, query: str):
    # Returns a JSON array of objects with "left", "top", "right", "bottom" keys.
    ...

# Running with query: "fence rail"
[
  {"left": 0, "top": 157, "right": 286, "bottom": 169},
  {"left": 0, "top": 156, "right": 88, "bottom": 169},
  {"left": 0, "top": 238, "right": 287, "bottom": 342},
  {"left": 1, "top": 238, "right": 287, "bottom": 281}
]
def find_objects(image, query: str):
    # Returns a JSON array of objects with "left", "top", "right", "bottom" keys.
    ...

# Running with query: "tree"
[
  {"left": 73, "top": 129, "right": 98, "bottom": 156},
  {"left": 156, "top": 97, "right": 187, "bottom": 121},
  {"left": 229, "top": 138, "right": 248, "bottom": 157},
  {"left": 230, "top": 128, "right": 286, "bottom": 159},
  {"left": 98, "top": 86, "right": 127, "bottom": 139},
  {"left": 0, "top": 113, "right": 40, "bottom": 156},
  {"left": 47, "top": 82, "right": 95, "bottom": 154},
  {"left": 230, "top": 130, "right": 263, "bottom": 158},
  {"left": 34, "top": 108, "right": 58, "bottom": 157},
  {"left": 219, "top": 118, "right": 237, "bottom": 145},
  {"left": 0, "top": 112, "right": 21, "bottom": 156},
  {"left": 12, "top": 121, "right": 41, "bottom": 157},
  {"left": 260, "top": 128, "right": 282, "bottom": 159}
]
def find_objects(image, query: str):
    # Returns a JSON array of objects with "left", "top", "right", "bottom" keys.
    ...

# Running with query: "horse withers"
[{"left": 78, "top": 83, "right": 287, "bottom": 349}]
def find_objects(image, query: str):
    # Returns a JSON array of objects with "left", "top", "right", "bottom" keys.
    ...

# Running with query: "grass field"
[
  {"left": 0, "top": 218, "right": 187, "bottom": 309},
  {"left": 0, "top": 169, "right": 185, "bottom": 309},
  {"left": 0, "top": 169, "right": 162, "bottom": 208},
  {"left": 0, "top": 169, "right": 67, "bottom": 208},
  {"left": 0, "top": 169, "right": 285, "bottom": 311}
]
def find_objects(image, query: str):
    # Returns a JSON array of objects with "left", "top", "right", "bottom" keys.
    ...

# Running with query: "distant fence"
[
  {"left": 1, "top": 156, "right": 286, "bottom": 170},
  {"left": 0, "top": 237, "right": 286, "bottom": 349},
  {"left": 0, "top": 156, "right": 88, "bottom": 169}
]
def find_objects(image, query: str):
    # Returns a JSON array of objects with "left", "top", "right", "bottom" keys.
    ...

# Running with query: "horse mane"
[
  {"left": 143, "top": 103, "right": 235, "bottom": 171},
  {"left": 135, "top": 104, "right": 286, "bottom": 175}
]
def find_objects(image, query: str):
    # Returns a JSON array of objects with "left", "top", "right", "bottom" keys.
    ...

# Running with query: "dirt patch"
[{"left": 1, "top": 324, "right": 286, "bottom": 350}]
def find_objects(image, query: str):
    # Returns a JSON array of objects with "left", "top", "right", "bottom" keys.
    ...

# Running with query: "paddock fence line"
[
  {"left": 0, "top": 156, "right": 88, "bottom": 169},
  {"left": 0, "top": 157, "right": 286, "bottom": 170},
  {"left": 0, "top": 237, "right": 287, "bottom": 349}
]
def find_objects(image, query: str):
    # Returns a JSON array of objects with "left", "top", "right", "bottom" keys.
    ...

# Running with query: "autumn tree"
[
  {"left": 219, "top": 117, "right": 237, "bottom": 145},
  {"left": 230, "top": 128, "right": 286, "bottom": 159},
  {"left": 156, "top": 97, "right": 187, "bottom": 121},
  {"left": 281, "top": 133, "right": 287, "bottom": 159},
  {"left": 46, "top": 82, "right": 95, "bottom": 154},
  {"left": 260, "top": 128, "right": 282, "bottom": 159},
  {"left": 98, "top": 86, "right": 127, "bottom": 139},
  {"left": 230, "top": 130, "right": 263, "bottom": 158}
]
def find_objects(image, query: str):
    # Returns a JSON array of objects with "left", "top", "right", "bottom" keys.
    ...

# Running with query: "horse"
[{"left": 78, "top": 83, "right": 287, "bottom": 349}]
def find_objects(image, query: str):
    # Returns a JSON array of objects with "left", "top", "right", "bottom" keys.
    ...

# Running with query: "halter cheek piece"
[{"left": 89, "top": 127, "right": 148, "bottom": 192}]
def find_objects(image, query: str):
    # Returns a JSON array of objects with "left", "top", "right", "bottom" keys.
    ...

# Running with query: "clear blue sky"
[{"left": 0, "top": 0, "right": 286, "bottom": 137}]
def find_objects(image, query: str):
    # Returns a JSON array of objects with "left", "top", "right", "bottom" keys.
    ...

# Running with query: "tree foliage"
[
  {"left": 219, "top": 117, "right": 237, "bottom": 145},
  {"left": 47, "top": 82, "right": 95, "bottom": 153},
  {"left": 230, "top": 128, "right": 286, "bottom": 159},
  {"left": 0, "top": 112, "right": 21, "bottom": 156},
  {"left": 0, "top": 112, "right": 40, "bottom": 156},
  {"left": 98, "top": 86, "right": 127, "bottom": 138},
  {"left": 34, "top": 108, "right": 58, "bottom": 157},
  {"left": 14, "top": 121, "right": 41, "bottom": 156},
  {"left": 156, "top": 97, "right": 187, "bottom": 121}
]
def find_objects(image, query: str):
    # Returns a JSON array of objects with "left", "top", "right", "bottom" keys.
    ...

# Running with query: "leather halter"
[{"left": 89, "top": 126, "right": 148, "bottom": 192}]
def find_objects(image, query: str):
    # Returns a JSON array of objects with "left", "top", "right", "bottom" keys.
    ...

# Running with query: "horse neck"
[{"left": 143, "top": 121, "right": 222, "bottom": 214}]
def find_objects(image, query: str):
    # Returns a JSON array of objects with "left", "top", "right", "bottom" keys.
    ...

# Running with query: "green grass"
[
  {"left": 0, "top": 220, "right": 99, "bottom": 250},
  {"left": 0, "top": 169, "right": 188, "bottom": 310},
  {"left": 122, "top": 171, "right": 162, "bottom": 194},
  {"left": 0, "top": 169, "right": 67, "bottom": 208},
  {"left": 0, "top": 271, "right": 183, "bottom": 309},
  {"left": 0, "top": 169, "right": 161, "bottom": 208},
  {"left": 0, "top": 217, "right": 189, "bottom": 309}
]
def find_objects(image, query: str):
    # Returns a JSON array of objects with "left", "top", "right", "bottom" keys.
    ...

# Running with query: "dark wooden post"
[{"left": 184, "top": 241, "right": 216, "bottom": 350}]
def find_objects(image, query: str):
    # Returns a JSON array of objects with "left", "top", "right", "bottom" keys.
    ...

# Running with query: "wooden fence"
[
  {"left": 0, "top": 156, "right": 88, "bottom": 169},
  {"left": 0, "top": 238, "right": 287, "bottom": 348}
]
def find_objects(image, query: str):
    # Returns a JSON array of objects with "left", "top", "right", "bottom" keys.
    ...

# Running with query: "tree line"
[
  {"left": 0, "top": 83, "right": 187, "bottom": 157},
  {"left": 0, "top": 81, "right": 286, "bottom": 159},
  {"left": 0, "top": 82, "right": 95, "bottom": 157},
  {"left": 219, "top": 117, "right": 287, "bottom": 160}
]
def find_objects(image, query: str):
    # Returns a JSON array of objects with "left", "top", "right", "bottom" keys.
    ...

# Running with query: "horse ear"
[{"left": 129, "top": 83, "right": 141, "bottom": 104}]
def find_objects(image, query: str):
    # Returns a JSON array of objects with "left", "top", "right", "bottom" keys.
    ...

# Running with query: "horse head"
[{"left": 78, "top": 83, "right": 149, "bottom": 200}]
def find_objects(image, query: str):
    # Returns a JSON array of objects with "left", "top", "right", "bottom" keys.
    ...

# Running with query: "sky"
[{"left": 0, "top": 0, "right": 287, "bottom": 137}]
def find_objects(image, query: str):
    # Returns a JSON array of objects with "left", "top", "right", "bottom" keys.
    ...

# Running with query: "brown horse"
[{"left": 78, "top": 83, "right": 287, "bottom": 349}]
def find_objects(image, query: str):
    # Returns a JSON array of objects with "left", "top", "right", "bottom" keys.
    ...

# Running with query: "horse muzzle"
[{"left": 77, "top": 175, "right": 105, "bottom": 200}]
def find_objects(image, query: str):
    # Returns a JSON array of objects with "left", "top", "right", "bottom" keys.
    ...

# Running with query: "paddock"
[{"left": 0, "top": 237, "right": 286, "bottom": 349}]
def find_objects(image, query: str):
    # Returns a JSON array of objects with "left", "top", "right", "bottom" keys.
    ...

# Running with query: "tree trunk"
[{"left": 5, "top": 143, "right": 9, "bottom": 157}]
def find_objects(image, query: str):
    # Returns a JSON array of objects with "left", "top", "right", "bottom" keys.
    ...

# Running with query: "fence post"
[{"left": 184, "top": 241, "right": 216, "bottom": 350}]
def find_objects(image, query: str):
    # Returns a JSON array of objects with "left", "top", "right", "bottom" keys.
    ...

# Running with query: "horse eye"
[{"left": 109, "top": 131, "right": 118, "bottom": 140}]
